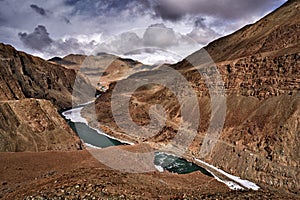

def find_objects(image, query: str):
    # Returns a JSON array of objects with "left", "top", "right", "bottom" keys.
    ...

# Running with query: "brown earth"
[
  {"left": 84, "top": 0, "right": 300, "bottom": 194},
  {"left": 1, "top": 147, "right": 298, "bottom": 200},
  {"left": 0, "top": 98, "right": 82, "bottom": 152},
  {"left": 0, "top": 146, "right": 228, "bottom": 200},
  {"left": 0, "top": 43, "right": 97, "bottom": 152}
]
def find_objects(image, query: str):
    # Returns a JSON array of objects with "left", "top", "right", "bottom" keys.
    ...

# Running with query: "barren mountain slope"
[
  {"left": 0, "top": 44, "right": 95, "bottom": 152},
  {"left": 0, "top": 99, "right": 82, "bottom": 152},
  {"left": 198, "top": 0, "right": 300, "bottom": 62},
  {"left": 49, "top": 53, "right": 144, "bottom": 87},
  {"left": 89, "top": 0, "right": 300, "bottom": 193},
  {"left": 0, "top": 43, "right": 93, "bottom": 109}
]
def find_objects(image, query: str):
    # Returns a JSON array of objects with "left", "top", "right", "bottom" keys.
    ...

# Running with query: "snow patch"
[
  {"left": 88, "top": 125, "right": 134, "bottom": 145},
  {"left": 195, "top": 158, "right": 260, "bottom": 190},
  {"left": 85, "top": 143, "right": 102, "bottom": 149},
  {"left": 62, "top": 105, "right": 135, "bottom": 145},
  {"left": 76, "top": 100, "right": 95, "bottom": 107},
  {"left": 62, "top": 107, "right": 88, "bottom": 124},
  {"left": 207, "top": 170, "right": 244, "bottom": 190},
  {"left": 155, "top": 165, "right": 164, "bottom": 172}
]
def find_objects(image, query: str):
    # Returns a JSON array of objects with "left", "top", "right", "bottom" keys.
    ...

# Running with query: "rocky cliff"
[
  {"left": 182, "top": 2, "right": 300, "bottom": 193},
  {"left": 0, "top": 43, "right": 94, "bottom": 110},
  {"left": 0, "top": 99, "right": 82, "bottom": 152},
  {"left": 0, "top": 43, "right": 95, "bottom": 152}
]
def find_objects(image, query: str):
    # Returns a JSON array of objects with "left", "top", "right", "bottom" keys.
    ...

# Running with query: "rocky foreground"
[{"left": 0, "top": 149, "right": 298, "bottom": 200}]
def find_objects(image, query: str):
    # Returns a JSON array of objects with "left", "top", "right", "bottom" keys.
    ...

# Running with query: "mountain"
[
  {"left": 0, "top": 43, "right": 94, "bottom": 109},
  {"left": 201, "top": 0, "right": 300, "bottom": 62},
  {"left": 0, "top": 43, "right": 96, "bottom": 152},
  {"left": 0, "top": 42, "right": 148, "bottom": 153},
  {"left": 50, "top": 53, "right": 145, "bottom": 89},
  {"left": 48, "top": 56, "right": 78, "bottom": 68},
  {"left": 90, "top": 0, "right": 300, "bottom": 193}
]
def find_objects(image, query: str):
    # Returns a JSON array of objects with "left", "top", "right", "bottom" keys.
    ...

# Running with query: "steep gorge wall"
[
  {"left": 181, "top": 52, "right": 300, "bottom": 192},
  {"left": 0, "top": 43, "right": 93, "bottom": 152},
  {"left": 182, "top": 52, "right": 300, "bottom": 99},
  {"left": 90, "top": 39, "right": 300, "bottom": 194},
  {"left": 0, "top": 43, "right": 93, "bottom": 110},
  {"left": 0, "top": 99, "right": 83, "bottom": 152}
]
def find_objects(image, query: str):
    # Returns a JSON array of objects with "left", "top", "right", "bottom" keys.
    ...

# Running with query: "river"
[
  {"left": 62, "top": 104, "right": 259, "bottom": 190},
  {"left": 62, "top": 105, "right": 212, "bottom": 176}
]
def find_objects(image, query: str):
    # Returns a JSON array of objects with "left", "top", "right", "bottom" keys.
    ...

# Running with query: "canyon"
[
  {"left": 0, "top": 0, "right": 299, "bottom": 199},
  {"left": 84, "top": 0, "right": 300, "bottom": 194}
]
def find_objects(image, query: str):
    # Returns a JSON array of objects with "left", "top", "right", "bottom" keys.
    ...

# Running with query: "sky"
[{"left": 0, "top": 0, "right": 287, "bottom": 64}]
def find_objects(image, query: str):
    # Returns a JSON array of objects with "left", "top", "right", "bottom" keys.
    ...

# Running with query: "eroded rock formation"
[{"left": 0, "top": 99, "right": 82, "bottom": 152}]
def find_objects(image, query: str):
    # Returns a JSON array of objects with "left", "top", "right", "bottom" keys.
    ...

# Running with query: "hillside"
[
  {"left": 49, "top": 53, "right": 144, "bottom": 88},
  {"left": 200, "top": 0, "right": 300, "bottom": 62},
  {"left": 0, "top": 43, "right": 94, "bottom": 109},
  {"left": 0, "top": 99, "right": 82, "bottom": 152},
  {"left": 0, "top": 0, "right": 299, "bottom": 198},
  {"left": 89, "top": 0, "right": 300, "bottom": 193},
  {"left": 0, "top": 43, "right": 96, "bottom": 152}
]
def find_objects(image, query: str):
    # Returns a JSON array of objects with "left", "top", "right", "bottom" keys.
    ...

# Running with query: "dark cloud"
[
  {"left": 187, "top": 17, "right": 221, "bottom": 45},
  {"left": 62, "top": 16, "right": 71, "bottom": 24},
  {"left": 18, "top": 25, "right": 53, "bottom": 51},
  {"left": 64, "top": 0, "right": 150, "bottom": 17},
  {"left": 151, "top": 0, "right": 283, "bottom": 21},
  {"left": 29, "top": 4, "right": 71, "bottom": 24},
  {"left": 153, "top": 4, "right": 183, "bottom": 21},
  {"left": 0, "top": 15, "right": 5, "bottom": 26},
  {"left": 18, "top": 25, "right": 100, "bottom": 58},
  {"left": 194, "top": 17, "right": 206, "bottom": 29},
  {"left": 30, "top": 4, "right": 47, "bottom": 16},
  {"left": 0, "top": 0, "right": 287, "bottom": 61},
  {"left": 64, "top": 0, "right": 80, "bottom": 5},
  {"left": 54, "top": 37, "right": 87, "bottom": 54}
]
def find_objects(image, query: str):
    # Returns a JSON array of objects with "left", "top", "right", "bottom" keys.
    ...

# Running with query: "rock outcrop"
[
  {"left": 182, "top": 1, "right": 300, "bottom": 192},
  {"left": 0, "top": 99, "right": 82, "bottom": 152},
  {"left": 0, "top": 43, "right": 95, "bottom": 152}
]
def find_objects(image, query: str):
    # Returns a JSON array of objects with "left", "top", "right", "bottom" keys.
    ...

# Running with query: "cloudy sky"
[{"left": 0, "top": 0, "right": 287, "bottom": 64}]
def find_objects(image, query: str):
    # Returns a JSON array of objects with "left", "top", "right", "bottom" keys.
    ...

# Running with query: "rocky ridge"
[{"left": 0, "top": 43, "right": 93, "bottom": 109}]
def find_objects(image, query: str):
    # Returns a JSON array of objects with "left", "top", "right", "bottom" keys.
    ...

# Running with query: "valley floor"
[{"left": 0, "top": 149, "right": 298, "bottom": 199}]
